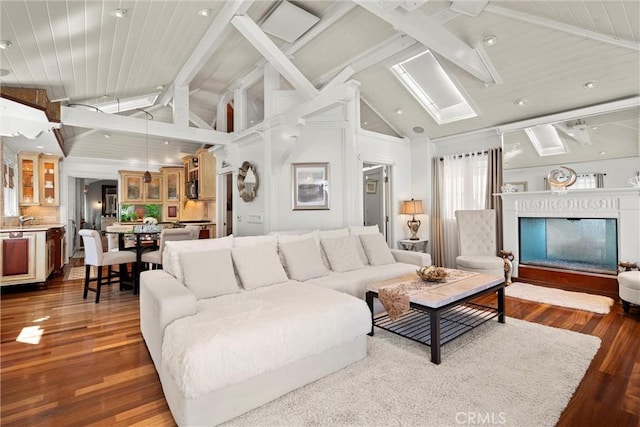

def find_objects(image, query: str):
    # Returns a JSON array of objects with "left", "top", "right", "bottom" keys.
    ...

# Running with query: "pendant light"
[{"left": 142, "top": 109, "right": 153, "bottom": 183}]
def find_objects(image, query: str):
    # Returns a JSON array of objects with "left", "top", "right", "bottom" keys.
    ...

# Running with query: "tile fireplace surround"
[{"left": 501, "top": 188, "right": 640, "bottom": 277}]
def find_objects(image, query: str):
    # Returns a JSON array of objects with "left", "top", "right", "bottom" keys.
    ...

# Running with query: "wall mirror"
[
  {"left": 237, "top": 161, "right": 259, "bottom": 202},
  {"left": 502, "top": 104, "right": 639, "bottom": 191},
  {"left": 102, "top": 185, "right": 117, "bottom": 216}
]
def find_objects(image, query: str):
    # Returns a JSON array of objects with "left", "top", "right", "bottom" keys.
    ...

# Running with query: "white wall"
[{"left": 504, "top": 157, "right": 640, "bottom": 191}]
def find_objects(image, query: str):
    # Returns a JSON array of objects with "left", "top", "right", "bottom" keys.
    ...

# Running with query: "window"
[{"left": 390, "top": 50, "right": 477, "bottom": 124}]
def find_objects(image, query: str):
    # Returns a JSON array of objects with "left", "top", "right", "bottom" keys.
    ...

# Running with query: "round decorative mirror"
[
  {"left": 237, "top": 161, "right": 259, "bottom": 202},
  {"left": 547, "top": 166, "right": 577, "bottom": 188}
]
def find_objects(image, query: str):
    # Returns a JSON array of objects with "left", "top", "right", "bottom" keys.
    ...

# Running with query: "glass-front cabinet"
[
  {"left": 119, "top": 171, "right": 164, "bottom": 204},
  {"left": 120, "top": 172, "right": 144, "bottom": 204},
  {"left": 18, "top": 152, "right": 40, "bottom": 206},
  {"left": 161, "top": 166, "right": 182, "bottom": 202},
  {"left": 144, "top": 173, "right": 163, "bottom": 202},
  {"left": 40, "top": 155, "right": 60, "bottom": 206}
]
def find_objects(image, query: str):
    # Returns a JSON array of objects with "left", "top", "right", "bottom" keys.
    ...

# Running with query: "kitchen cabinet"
[
  {"left": 0, "top": 226, "right": 65, "bottom": 286},
  {"left": 40, "top": 155, "right": 60, "bottom": 206},
  {"left": 47, "top": 227, "right": 65, "bottom": 275},
  {"left": 182, "top": 149, "right": 216, "bottom": 201},
  {"left": 119, "top": 171, "right": 163, "bottom": 204},
  {"left": 1, "top": 231, "right": 41, "bottom": 285},
  {"left": 18, "top": 152, "right": 40, "bottom": 205},
  {"left": 161, "top": 167, "right": 183, "bottom": 202}
]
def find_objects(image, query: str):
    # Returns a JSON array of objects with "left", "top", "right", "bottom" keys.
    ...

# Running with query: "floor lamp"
[{"left": 401, "top": 198, "right": 424, "bottom": 240}]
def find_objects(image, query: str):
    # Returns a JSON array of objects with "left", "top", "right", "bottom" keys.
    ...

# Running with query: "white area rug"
[
  {"left": 506, "top": 282, "right": 615, "bottom": 314},
  {"left": 225, "top": 318, "right": 600, "bottom": 426}
]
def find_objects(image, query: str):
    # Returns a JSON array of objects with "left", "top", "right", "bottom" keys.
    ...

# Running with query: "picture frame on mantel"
[
  {"left": 506, "top": 181, "right": 528, "bottom": 192},
  {"left": 292, "top": 163, "right": 330, "bottom": 210}
]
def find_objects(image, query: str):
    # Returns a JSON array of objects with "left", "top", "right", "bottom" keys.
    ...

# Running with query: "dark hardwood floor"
[{"left": 1, "top": 260, "right": 639, "bottom": 426}]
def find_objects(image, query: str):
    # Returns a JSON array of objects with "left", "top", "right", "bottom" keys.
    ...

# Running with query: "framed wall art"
[{"left": 292, "top": 163, "right": 330, "bottom": 210}]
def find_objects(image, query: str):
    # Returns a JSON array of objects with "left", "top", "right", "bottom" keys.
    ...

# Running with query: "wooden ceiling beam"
[
  {"left": 61, "top": 106, "right": 230, "bottom": 146},
  {"left": 354, "top": 0, "right": 495, "bottom": 83},
  {"left": 231, "top": 15, "right": 319, "bottom": 100}
]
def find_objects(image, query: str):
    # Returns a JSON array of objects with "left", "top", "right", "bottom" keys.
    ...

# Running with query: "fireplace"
[
  {"left": 519, "top": 217, "right": 618, "bottom": 275},
  {"left": 500, "top": 188, "right": 639, "bottom": 296}
]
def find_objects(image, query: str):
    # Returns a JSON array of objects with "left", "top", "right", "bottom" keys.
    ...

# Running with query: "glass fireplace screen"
[{"left": 519, "top": 217, "right": 618, "bottom": 274}]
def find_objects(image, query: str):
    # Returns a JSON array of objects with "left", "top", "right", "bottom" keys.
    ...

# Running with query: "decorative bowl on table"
[{"left": 417, "top": 266, "right": 448, "bottom": 282}]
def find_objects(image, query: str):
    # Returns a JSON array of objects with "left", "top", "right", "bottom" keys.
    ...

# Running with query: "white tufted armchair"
[{"left": 455, "top": 209, "right": 513, "bottom": 284}]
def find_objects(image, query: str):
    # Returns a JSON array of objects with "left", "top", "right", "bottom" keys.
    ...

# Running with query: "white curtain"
[{"left": 441, "top": 152, "right": 488, "bottom": 267}]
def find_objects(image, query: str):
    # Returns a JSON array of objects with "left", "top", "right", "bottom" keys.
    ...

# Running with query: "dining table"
[{"left": 104, "top": 227, "right": 161, "bottom": 294}]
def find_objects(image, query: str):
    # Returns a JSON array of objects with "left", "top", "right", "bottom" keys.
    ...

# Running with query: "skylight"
[
  {"left": 390, "top": 50, "right": 477, "bottom": 124},
  {"left": 524, "top": 124, "right": 570, "bottom": 157}
]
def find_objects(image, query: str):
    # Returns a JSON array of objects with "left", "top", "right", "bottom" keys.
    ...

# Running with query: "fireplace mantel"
[{"left": 500, "top": 187, "right": 640, "bottom": 277}]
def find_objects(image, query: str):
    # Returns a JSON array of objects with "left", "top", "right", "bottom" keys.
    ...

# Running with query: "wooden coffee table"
[{"left": 366, "top": 270, "right": 505, "bottom": 364}]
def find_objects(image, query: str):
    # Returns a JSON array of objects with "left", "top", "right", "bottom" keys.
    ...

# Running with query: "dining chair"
[
  {"left": 184, "top": 225, "right": 201, "bottom": 240},
  {"left": 79, "top": 229, "right": 137, "bottom": 303},
  {"left": 454, "top": 209, "right": 513, "bottom": 284},
  {"left": 141, "top": 228, "right": 193, "bottom": 270},
  {"left": 105, "top": 224, "right": 135, "bottom": 252}
]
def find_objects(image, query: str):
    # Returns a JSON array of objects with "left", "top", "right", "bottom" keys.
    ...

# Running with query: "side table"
[{"left": 399, "top": 238, "right": 428, "bottom": 253}]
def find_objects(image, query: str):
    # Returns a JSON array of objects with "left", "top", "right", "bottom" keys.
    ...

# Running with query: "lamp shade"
[{"left": 400, "top": 199, "right": 424, "bottom": 215}]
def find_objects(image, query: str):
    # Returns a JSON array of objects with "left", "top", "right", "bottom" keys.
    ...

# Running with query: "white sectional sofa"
[{"left": 140, "top": 225, "right": 432, "bottom": 426}]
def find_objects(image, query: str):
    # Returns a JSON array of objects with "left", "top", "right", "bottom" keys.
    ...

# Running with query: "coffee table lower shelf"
[{"left": 372, "top": 302, "right": 500, "bottom": 360}]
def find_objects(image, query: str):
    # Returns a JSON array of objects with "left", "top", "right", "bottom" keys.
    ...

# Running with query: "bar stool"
[{"left": 79, "top": 229, "right": 137, "bottom": 303}]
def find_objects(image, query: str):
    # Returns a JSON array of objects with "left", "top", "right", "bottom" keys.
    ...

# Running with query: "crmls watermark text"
[{"left": 455, "top": 412, "right": 507, "bottom": 425}]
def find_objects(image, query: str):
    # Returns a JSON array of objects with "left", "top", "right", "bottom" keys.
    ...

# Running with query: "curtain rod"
[{"left": 439, "top": 150, "right": 489, "bottom": 161}]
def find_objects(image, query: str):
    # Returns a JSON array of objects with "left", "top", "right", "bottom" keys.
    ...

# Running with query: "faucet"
[{"left": 19, "top": 215, "right": 35, "bottom": 228}]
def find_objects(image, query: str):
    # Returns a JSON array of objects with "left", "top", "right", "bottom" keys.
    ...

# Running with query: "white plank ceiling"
[{"left": 0, "top": 0, "right": 638, "bottom": 166}]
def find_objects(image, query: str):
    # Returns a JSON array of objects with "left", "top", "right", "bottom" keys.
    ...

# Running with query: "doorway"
[
  {"left": 362, "top": 163, "right": 391, "bottom": 242},
  {"left": 219, "top": 172, "right": 233, "bottom": 236}
]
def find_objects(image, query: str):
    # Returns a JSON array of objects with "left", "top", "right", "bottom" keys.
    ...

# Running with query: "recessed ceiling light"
[
  {"left": 104, "top": 133, "right": 110, "bottom": 138},
  {"left": 394, "top": 108, "right": 403, "bottom": 115},
  {"left": 45, "top": 152, "right": 52, "bottom": 156},
  {"left": 599, "top": 151, "right": 606, "bottom": 155},
  {"left": 111, "top": 9, "right": 128, "bottom": 18},
  {"left": 101, "top": 94, "right": 108, "bottom": 99},
  {"left": 483, "top": 35, "right": 498, "bottom": 46},
  {"left": 413, "top": 126, "right": 425, "bottom": 133},
  {"left": 583, "top": 80, "right": 597, "bottom": 89},
  {"left": 0, "top": 40, "right": 12, "bottom": 50},
  {"left": 36, "top": 145, "right": 44, "bottom": 149},
  {"left": 514, "top": 99, "right": 526, "bottom": 106},
  {"left": 590, "top": 125, "right": 599, "bottom": 130},
  {"left": 0, "top": 69, "right": 9, "bottom": 77},
  {"left": 164, "top": 140, "right": 169, "bottom": 145},
  {"left": 197, "top": 8, "right": 211, "bottom": 17},
  {"left": 156, "top": 85, "right": 164, "bottom": 90},
  {"left": 363, "top": 121, "right": 368, "bottom": 125}
]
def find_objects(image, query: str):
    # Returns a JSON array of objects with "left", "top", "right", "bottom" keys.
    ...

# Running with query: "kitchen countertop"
[{"left": 0, "top": 224, "right": 66, "bottom": 232}]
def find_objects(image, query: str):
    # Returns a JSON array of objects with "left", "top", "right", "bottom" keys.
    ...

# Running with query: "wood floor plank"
[{"left": 1, "top": 264, "right": 639, "bottom": 426}]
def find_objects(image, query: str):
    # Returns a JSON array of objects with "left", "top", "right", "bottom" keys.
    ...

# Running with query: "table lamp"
[{"left": 401, "top": 198, "right": 424, "bottom": 240}]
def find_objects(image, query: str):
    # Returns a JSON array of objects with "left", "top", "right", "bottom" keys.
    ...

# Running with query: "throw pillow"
[
  {"left": 277, "top": 230, "right": 321, "bottom": 265},
  {"left": 349, "top": 225, "right": 380, "bottom": 235},
  {"left": 164, "top": 235, "right": 233, "bottom": 284},
  {"left": 231, "top": 242, "right": 288, "bottom": 290},
  {"left": 233, "top": 234, "right": 277, "bottom": 248},
  {"left": 180, "top": 249, "right": 238, "bottom": 299},
  {"left": 360, "top": 233, "right": 395, "bottom": 266},
  {"left": 320, "top": 236, "right": 365, "bottom": 272},
  {"left": 319, "top": 228, "right": 350, "bottom": 268},
  {"left": 279, "top": 237, "right": 329, "bottom": 281},
  {"left": 351, "top": 235, "right": 369, "bottom": 265}
]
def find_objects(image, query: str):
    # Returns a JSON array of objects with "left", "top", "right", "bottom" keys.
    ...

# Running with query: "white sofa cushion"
[
  {"left": 279, "top": 238, "right": 329, "bottom": 281},
  {"left": 308, "top": 263, "right": 420, "bottom": 299},
  {"left": 277, "top": 230, "right": 320, "bottom": 246},
  {"left": 233, "top": 234, "right": 277, "bottom": 248},
  {"left": 161, "top": 281, "right": 372, "bottom": 399},
  {"left": 164, "top": 235, "right": 233, "bottom": 284},
  {"left": 360, "top": 233, "right": 395, "bottom": 266},
  {"left": 318, "top": 228, "right": 350, "bottom": 268},
  {"left": 180, "top": 249, "right": 239, "bottom": 299},
  {"left": 232, "top": 242, "right": 288, "bottom": 290},
  {"left": 349, "top": 225, "right": 379, "bottom": 235},
  {"left": 321, "top": 236, "right": 365, "bottom": 273}
]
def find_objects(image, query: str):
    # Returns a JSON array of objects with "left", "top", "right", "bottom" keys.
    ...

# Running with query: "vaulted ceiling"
[{"left": 1, "top": 0, "right": 638, "bottom": 166}]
